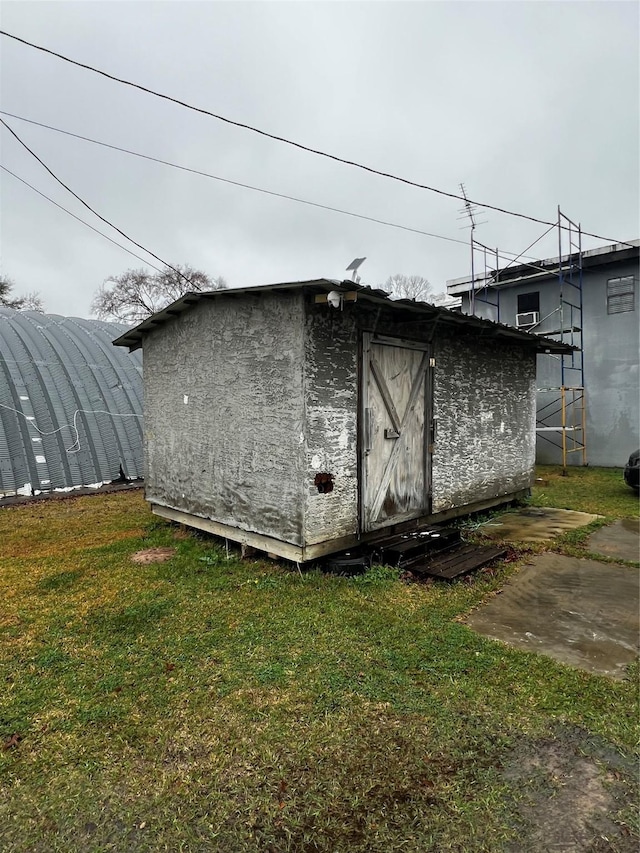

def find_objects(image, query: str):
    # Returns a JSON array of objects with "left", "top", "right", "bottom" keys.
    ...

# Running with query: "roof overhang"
[{"left": 113, "top": 278, "right": 575, "bottom": 355}]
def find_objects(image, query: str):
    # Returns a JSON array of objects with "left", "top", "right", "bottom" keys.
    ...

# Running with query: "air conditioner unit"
[{"left": 515, "top": 311, "right": 539, "bottom": 328}]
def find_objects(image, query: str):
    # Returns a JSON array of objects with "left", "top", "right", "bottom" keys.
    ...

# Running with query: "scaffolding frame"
[
  {"left": 466, "top": 207, "right": 587, "bottom": 470},
  {"left": 535, "top": 209, "right": 587, "bottom": 470},
  {"left": 470, "top": 239, "right": 501, "bottom": 321}
]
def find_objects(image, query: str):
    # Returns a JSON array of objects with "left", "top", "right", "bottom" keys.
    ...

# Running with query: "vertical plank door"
[{"left": 361, "top": 334, "right": 431, "bottom": 532}]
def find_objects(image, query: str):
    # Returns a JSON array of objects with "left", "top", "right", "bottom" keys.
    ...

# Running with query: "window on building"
[
  {"left": 517, "top": 292, "right": 540, "bottom": 314},
  {"left": 607, "top": 276, "right": 635, "bottom": 314}
]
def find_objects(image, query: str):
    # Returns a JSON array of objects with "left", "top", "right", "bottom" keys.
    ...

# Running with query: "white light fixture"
[{"left": 327, "top": 290, "right": 342, "bottom": 309}]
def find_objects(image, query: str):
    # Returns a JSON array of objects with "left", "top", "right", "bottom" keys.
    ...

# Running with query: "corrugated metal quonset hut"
[
  {"left": 0, "top": 307, "right": 143, "bottom": 497},
  {"left": 114, "top": 280, "right": 572, "bottom": 562}
]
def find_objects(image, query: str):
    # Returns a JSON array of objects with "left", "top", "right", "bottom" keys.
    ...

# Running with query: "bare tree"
[
  {"left": 20, "top": 292, "right": 45, "bottom": 312},
  {"left": 383, "top": 274, "right": 433, "bottom": 303},
  {"left": 0, "top": 275, "right": 45, "bottom": 311},
  {"left": 91, "top": 265, "right": 227, "bottom": 324},
  {"left": 429, "top": 291, "right": 461, "bottom": 309}
]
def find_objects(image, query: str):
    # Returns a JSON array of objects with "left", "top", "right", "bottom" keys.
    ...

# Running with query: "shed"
[{"left": 114, "top": 280, "right": 571, "bottom": 562}]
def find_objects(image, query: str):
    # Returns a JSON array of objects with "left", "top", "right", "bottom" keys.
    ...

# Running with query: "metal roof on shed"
[
  {"left": 113, "top": 279, "right": 575, "bottom": 354},
  {"left": 0, "top": 307, "right": 143, "bottom": 497}
]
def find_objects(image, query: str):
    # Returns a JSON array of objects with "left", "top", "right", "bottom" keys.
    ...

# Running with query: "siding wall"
[
  {"left": 143, "top": 292, "right": 307, "bottom": 545},
  {"left": 574, "top": 260, "right": 638, "bottom": 466}
]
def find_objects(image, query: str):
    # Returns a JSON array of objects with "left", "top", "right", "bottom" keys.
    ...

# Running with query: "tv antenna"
[
  {"left": 457, "top": 183, "right": 487, "bottom": 234},
  {"left": 458, "top": 184, "right": 488, "bottom": 316},
  {"left": 345, "top": 257, "right": 366, "bottom": 283}
]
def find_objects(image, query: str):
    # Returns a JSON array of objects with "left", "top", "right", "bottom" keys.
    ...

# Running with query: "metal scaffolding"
[
  {"left": 535, "top": 209, "right": 587, "bottom": 470},
  {"left": 470, "top": 238, "right": 501, "bottom": 322},
  {"left": 465, "top": 207, "right": 587, "bottom": 470}
]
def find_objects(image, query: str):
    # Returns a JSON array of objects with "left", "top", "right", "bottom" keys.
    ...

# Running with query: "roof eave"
[{"left": 112, "top": 279, "right": 575, "bottom": 355}]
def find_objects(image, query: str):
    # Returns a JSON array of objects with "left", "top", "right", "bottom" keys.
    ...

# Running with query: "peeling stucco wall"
[
  {"left": 143, "top": 292, "right": 306, "bottom": 545},
  {"left": 303, "top": 305, "right": 359, "bottom": 545},
  {"left": 431, "top": 330, "right": 537, "bottom": 512}
]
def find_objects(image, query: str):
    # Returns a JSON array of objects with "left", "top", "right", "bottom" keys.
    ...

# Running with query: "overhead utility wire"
[
  {"left": 0, "top": 30, "right": 634, "bottom": 250},
  {"left": 0, "top": 111, "right": 573, "bottom": 278},
  {"left": 0, "top": 111, "right": 470, "bottom": 249},
  {"left": 494, "top": 224, "right": 557, "bottom": 273},
  {"left": 0, "top": 118, "right": 192, "bottom": 283},
  {"left": 1, "top": 165, "right": 164, "bottom": 273}
]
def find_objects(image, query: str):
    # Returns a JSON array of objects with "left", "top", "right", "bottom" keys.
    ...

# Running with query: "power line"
[
  {"left": 1, "top": 165, "right": 165, "bottom": 273},
  {"left": 0, "top": 110, "right": 580, "bottom": 278},
  {"left": 0, "top": 110, "right": 471, "bottom": 250},
  {"left": 491, "top": 224, "right": 556, "bottom": 273},
  {"left": 0, "top": 117, "right": 191, "bottom": 282},
  {"left": 0, "top": 29, "right": 634, "bottom": 250}
]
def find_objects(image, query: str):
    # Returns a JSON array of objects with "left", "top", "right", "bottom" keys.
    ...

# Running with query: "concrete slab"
[
  {"left": 466, "top": 553, "right": 639, "bottom": 679},
  {"left": 587, "top": 519, "right": 640, "bottom": 563},
  {"left": 480, "top": 507, "right": 600, "bottom": 543}
]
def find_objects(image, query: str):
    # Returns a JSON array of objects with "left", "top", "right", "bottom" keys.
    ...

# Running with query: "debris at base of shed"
[
  {"left": 322, "top": 525, "right": 507, "bottom": 581},
  {"left": 325, "top": 552, "right": 370, "bottom": 575},
  {"left": 376, "top": 527, "right": 507, "bottom": 580}
]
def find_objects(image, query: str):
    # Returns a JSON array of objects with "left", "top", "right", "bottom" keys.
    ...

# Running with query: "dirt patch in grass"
[
  {"left": 504, "top": 725, "right": 639, "bottom": 852},
  {"left": 131, "top": 547, "right": 177, "bottom": 564}
]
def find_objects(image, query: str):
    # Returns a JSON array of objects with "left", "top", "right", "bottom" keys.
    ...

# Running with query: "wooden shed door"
[{"left": 361, "top": 334, "right": 432, "bottom": 532}]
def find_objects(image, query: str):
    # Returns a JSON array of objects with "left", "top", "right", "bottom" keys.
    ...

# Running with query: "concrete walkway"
[
  {"left": 467, "top": 553, "right": 639, "bottom": 678},
  {"left": 588, "top": 518, "right": 640, "bottom": 562},
  {"left": 479, "top": 507, "right": 601, "bottom": 543}
]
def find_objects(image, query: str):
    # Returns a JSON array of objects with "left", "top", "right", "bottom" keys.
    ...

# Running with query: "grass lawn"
[
  {"left": 1, "top": 470, "right": 638, "bottom": 852},
  {"left": 531, "top": 464, "right": 640, "bottom": 518}
]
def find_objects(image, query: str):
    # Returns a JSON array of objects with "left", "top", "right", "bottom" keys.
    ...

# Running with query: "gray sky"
[{"left": 1, "top": 1, "right": 638, "bottom": 317}]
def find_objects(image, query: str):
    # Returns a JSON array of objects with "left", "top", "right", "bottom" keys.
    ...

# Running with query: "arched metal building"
[{"left": 0, "top": 307, "right": 143, "bottom": 497}]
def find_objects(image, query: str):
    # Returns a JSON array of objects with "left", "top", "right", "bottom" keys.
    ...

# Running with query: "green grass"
[
  {"left": 531, "top": 464, "right": 639, "bottom": 518},
  {"left": 0, "top": 481, "right": 638, "bottom": 852}
]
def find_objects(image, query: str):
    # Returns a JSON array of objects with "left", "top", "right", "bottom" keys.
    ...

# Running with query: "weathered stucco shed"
[{"left": 114, "top": 280, "right": 570, "bottom": 562}]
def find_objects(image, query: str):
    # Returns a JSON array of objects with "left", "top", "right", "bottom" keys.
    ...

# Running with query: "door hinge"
[{"left": 429, "top": 357, "right": 436, "bottom": 368}]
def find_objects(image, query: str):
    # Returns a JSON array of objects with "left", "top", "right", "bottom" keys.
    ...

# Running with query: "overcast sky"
[{"left": 1, "top": 1, "right": 638, "bottom": 317}]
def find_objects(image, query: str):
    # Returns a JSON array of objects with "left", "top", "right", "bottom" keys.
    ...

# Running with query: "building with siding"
[
  {"left": 447, "top": 241, "right": 639, "bottom": 467},
  {"left": 115, "top": 280, "right": 571, "bottom": 562},
  {"left": 0, "top": 307, "right": 143, "bottom": 497}
]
